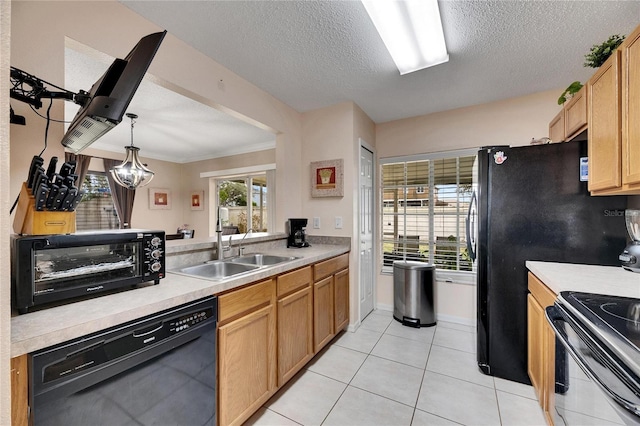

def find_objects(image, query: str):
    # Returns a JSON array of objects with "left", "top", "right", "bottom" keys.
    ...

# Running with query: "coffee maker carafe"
[
  {"left": 287, "top": 218, "right": 310, "bottom": 248},
  {"left": 620, "top": 210, "right": 640, "bottom": 272}
]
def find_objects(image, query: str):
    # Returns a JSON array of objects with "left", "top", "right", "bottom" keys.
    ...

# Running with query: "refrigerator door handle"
[{"left": 466, "top": 191, "right": 477, "bottom": 261}]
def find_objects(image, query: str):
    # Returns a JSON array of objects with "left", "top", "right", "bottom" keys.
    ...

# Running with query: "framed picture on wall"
[
  {"left": 149, "top": 188, "right": 172, "bottom": 210},
  {"left": 191, "top": 190, "right": 204, "bottom": 210},
  {"left": 311, "top": 159, "right": 344, "bottom": 197}
]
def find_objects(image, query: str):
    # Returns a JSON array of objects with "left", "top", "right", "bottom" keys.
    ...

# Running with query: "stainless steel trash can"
[{"left": 393, "top": 261, "right": 436, "bottom": 327}]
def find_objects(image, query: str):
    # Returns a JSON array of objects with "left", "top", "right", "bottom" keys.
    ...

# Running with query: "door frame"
[{"left": 358, "top": 139, "right": 377, "bottom": 323}]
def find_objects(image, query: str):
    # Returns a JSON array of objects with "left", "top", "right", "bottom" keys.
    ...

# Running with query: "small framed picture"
[
  {"left": 311, "top": 159, "right": 344, "bottom": 197},
  {"left": 149, "top": 188, "right": 171, "bottom": 210},
  {"left": 191, "top": 190, "right": 204, "bottom": 210}
]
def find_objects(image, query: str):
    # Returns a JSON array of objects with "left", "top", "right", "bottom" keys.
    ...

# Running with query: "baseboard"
[
  {"left": 374, "top": 303, "right": 475, "bottom": 328},
  {"left": 436, "top": 313, "right": 475, "bottom": 328}
]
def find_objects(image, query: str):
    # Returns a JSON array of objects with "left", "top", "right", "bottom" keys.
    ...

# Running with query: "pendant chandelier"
[{"left": 109, "top": 113, "right": 154, "bottom": 189}]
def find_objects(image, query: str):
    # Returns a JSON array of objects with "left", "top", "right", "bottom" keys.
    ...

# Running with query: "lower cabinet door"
[
  {"left": 527, "top": 293, "right": 545, "bottom": 404},
  {"left": 334, "top": 268, "right": 349, "bottom": 332},
  {"left": 218, "top": 304, "right": 276, "bottom": 426},
  {"left": 277, "top": 286, "right": 313, "bottom": 386},
  {"left": 314, "top": 276, "right": 335, "bottom": 353}
]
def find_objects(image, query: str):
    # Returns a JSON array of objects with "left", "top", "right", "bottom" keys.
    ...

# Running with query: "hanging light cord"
[{"left": 129, "top": 115, "right": 136, "bottom": 146}]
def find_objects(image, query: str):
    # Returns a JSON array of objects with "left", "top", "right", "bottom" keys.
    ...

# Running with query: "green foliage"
[
  {"left": 557, "top": 81, "right": 584, "bottom": 105},
  {"left": 584, "top": 34, "right": 625, "bottom": 68},
  {"left": 219, "top": 181, "right": 247, "bottom": 207}
]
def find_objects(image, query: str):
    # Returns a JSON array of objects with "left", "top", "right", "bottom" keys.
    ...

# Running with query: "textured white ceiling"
[{"left": 121, "top": 0, "right": 640, "bottom": 125}]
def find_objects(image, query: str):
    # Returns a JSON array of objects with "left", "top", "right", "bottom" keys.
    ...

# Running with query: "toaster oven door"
[{"left": 33, "top": 241, "right": 141, "bottom": 301}]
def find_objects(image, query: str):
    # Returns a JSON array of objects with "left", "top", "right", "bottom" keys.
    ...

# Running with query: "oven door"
[{"left": 546, "top": 304, "right": 640, "bottom": 425}]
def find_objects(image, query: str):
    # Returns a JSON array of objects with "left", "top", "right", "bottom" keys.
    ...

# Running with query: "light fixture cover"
[
  {"left": 110, "top": 145, "right": 154, "bottom": 189},
  {"left": 362, "top": 0, "right": 449, "bottom": 75}
]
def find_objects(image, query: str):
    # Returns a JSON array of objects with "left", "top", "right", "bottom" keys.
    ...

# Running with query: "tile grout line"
[{"left": 318, "top": 317, "right": 392, "bottom": 425}]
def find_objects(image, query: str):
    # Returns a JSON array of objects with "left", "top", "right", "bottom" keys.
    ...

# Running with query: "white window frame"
[
  {"left": 380, "top": 149, "right": 477, "bottom": 285},
  {"left": 202, "top": 164, "right": 276, "bottom": 236}
]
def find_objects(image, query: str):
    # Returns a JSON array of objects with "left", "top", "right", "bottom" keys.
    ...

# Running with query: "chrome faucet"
[
  {"left": 215, "top": 208, "right": 231, "bottom": 260},
  {"left": 238, "top": 229, "right": 253, "bottom": 256}
]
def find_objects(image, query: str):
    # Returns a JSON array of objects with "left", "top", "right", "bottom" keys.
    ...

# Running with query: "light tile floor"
[{"left": 246, "top": 309, "right": 547, "bottom": 426}]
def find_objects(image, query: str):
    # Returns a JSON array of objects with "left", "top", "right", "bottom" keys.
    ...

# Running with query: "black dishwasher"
[{"left": 30, "top": 297, "right": 217, "bottom": 426}]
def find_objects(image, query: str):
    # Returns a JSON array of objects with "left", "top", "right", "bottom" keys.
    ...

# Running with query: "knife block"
[{"left": 13, "top": 182, "right": 76, "bottom": 235}]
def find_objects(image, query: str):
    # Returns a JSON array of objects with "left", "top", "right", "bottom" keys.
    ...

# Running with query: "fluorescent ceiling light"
[{"left": 362, "top": 0, "right": 449, "bottom": 75}]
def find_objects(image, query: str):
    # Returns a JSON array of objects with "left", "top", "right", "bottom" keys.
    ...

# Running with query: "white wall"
[{"left": 375, "top": 89, "right": 563, "bottom": 324}]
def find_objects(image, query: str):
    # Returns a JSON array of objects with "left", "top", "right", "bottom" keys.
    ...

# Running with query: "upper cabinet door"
[
  {"left": 588, "top": 51, "right": 622, "bottom": 192},
  {"left": 622, "top": 25, "right": 640, "bottom": 186}
]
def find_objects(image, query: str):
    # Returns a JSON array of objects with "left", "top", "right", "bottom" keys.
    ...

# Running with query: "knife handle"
[
  {"left": 50, "top": 186, "right": 68, "bottom": 211},
  {"left": 59, "top": 162, "right": 74, "bottom": 178},
  {"left": 67, "top": 190, "right": 84, "bottom": 212},
  {"left": 34, "top": 184, "right": 49, "bottom": 211},
  {"left": 27, "top": 156, "right": 44, "bottom": 189},
  {"left": 60, "top": 188, "right": 77, "bottom": 211},
  {"left": 45, "top": 184, "right": 60, "bottom": 209},
  {"left": 45, "top": 156, "right": 58, "bottom": 180},
  {"left": 32, "top": 169, "right": 46, "bottom": 195}
]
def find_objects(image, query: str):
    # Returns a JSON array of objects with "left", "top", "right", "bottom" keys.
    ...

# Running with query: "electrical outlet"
[
  {"left": 335, "top": 216, "right": 343, "bottom": 229},
  {"left": 313, "top": 217, "right": 320, "bottom": 229}
]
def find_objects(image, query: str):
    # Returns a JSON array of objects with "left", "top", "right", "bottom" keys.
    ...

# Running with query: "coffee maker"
[
  {"left": 287, "top": 218, "right": 310, "bottom": 248},
  {"left": 620, "top": 210, "right": 640, "bottom": 272}
]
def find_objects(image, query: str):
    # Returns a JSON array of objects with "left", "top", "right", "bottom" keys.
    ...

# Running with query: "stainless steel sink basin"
[
  {"left": 228, "top": 254, "right": 299, "bottom": 266},
  {"left": 175, "top": 261, "right": 259, "bottom": 280}
]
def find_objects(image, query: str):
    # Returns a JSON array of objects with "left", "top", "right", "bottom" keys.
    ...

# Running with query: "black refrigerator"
[{"left": 474, "top": 141, "right": 628, "bottom": 384}]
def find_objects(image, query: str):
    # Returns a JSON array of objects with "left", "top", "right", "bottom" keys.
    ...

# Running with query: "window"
[
  {"left": 75, "top": 172, "right": 119, "bottom": 231},
  {"left": 381, "top": 150, "right": 476, "bottom": 276},
  {"left": 216, "top": 174, "right": 270, "bottom": 233}
]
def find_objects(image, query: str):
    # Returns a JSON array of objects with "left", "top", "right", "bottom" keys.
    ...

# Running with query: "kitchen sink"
[
  {"left": 227, "top": 253, "right": 299, "bottom": 266},
  {"left": 174, "top": 261, "right": 259, "bottom": 280}
]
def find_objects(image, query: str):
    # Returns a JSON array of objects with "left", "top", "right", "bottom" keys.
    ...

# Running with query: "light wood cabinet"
[
  {"left": 313, "top": 253, "right": 349, "bottom": 353},
  {"left": 548, "top": 86, "right": 587, "bottom": 143},
  {"left": 218, "top": 279, "right": 277, "bottom": 426},
  {"left": 622, "top": 25, "right": 640, "bottom": 188},
  {"left": 564, "top": 86, "right": 588, "bottom": 140},
  {"left": 589, "top": 23, "right": 640, "bottom": 195},
  {"left": 11, "top": 355, "right": 29, "bottom": 426},
  {"left": 334, "top": 268, "right": 349, "bottom": 332},
  {"left": 313, "top": 276, "right": 335, "bottom": 352},
  {"left": 277, "top": 267, "right": 313, "bottom": 386},
  {"left": 548, "top": 110, "right": 565, "bottom": 143},
  {"left": 588, "top": 50, "right": 623, "bottom": 193},
  {"left": 527, "top": 272, "right": 557, "bottom": 426}
]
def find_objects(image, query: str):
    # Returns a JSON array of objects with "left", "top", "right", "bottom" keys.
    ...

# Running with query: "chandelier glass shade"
[{"left": 109, "top": 113, "right": 154, "bottom": 189}]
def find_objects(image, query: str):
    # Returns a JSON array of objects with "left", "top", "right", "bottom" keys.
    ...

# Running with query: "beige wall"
[
  {"left": 9, "top": 1, "right": 302, "bottom": 236},
  {"left": 1, "top": 2, "right": 10, "bottom": 424},
  {"left": 183, "top": 149, "right": 276, "bottom": 237},
  {"left": 375, "top": 89, "right": 563, "bottom": 323},
  {"left": 300, "top": 102, "right": 376, "bottom": 325}
]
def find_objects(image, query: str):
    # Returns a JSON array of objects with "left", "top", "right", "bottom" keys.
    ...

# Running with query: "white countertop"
[
  {"left": 11, "top": 244, "right": 349, "bottom": 357},
  {"left": 526, "top": 261, "right": 640, "bottom": 298}
]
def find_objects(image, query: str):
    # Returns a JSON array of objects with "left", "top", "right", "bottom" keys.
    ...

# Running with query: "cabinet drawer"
[
  {"left": 218, "top": 279, "right": 276, "bottom": 324},
  {"left": 277, "top": 266, "right": 311, "bottom": 298},
  {"left": 314, "top": 253, "right": 349, "bottom": 281},
  {"left": 527, "top": 272, "right": 556, "bottom": 308}
]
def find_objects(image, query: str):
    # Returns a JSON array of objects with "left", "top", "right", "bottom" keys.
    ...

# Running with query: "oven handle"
[{"left": 545, "top": 305, "right": 640, "bottom": 418}]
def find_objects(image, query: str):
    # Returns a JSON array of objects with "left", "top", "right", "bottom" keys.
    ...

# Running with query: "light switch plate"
[
  {"left": 335, "top": 216, "right": 343, "bottom": 229},
  {"left": 313, "top": 217, "right": 320, "bottom": 229}
]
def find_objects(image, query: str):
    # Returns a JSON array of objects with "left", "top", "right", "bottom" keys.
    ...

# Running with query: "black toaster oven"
[{"left": 11, "top": 229, "right": 165, "bottom": 314}]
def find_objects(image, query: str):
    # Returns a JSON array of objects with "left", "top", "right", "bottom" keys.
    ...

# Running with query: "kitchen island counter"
[
  {"left": 11, "top": 240, "right": 349, "bottom": 357},
  {"left": 526, "top": 261, "right": 640, "bottom": 298}
]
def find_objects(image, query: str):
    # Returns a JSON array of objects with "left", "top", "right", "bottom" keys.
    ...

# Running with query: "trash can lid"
[{"left": 392, "top": 260, "right": 435, "bottom": 270}]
